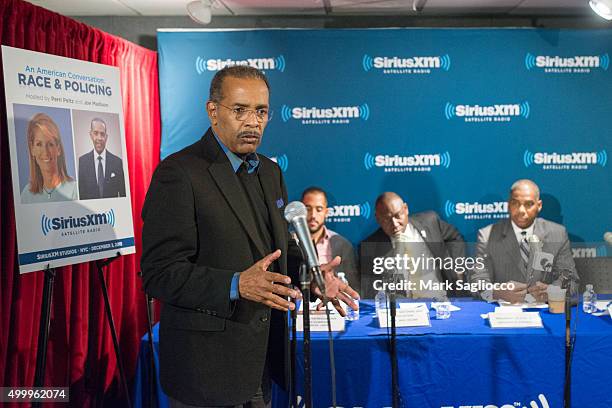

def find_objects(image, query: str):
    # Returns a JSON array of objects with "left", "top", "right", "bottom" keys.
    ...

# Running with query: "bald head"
[
  {"left": 510, "top": 179, "right": 540, "bottom": 200},
  {"left": 375, "top": 192, "right": 409, "bottom": 238},
  {"left": 508, "top": 179, "right": 542, "bottom": 229}
]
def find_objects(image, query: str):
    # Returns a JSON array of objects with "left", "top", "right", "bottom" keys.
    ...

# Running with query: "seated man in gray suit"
[
  {"left": 359, "top": 192, "right": 466, "bottom": 299},
  {"left": 301, "top": 187, "right": 359, "bottom": 292},
  {"left": 471, "top": 179, "right": 578, "bottom": 303}
]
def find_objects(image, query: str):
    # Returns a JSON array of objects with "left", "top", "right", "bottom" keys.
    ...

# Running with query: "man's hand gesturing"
[{"left": 239, "top": 249, "right": 299, "bottom": 312}]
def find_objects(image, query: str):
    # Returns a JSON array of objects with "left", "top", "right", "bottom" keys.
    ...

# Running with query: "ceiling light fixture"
[
  {"left": 187, "top": 0, "right": 214, "bottom": 25},
  {"left": 589, "top": 0, "right": 612, "bottom": 20}
]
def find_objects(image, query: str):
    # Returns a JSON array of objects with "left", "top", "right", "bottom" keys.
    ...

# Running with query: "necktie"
[
  {"left": 520, "top": 231, "right": 530, "bottom": 270},
  {"left": 97, "top": 156, "right": 104, "bottom": 197}
]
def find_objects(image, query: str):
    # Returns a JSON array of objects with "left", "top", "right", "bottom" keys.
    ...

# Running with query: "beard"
[{"left": 308, "top": 222, "right": 324, "bottom": 235}]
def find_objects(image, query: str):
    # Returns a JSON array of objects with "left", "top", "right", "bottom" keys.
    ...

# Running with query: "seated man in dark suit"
[
  {"left": 78, "top": 117, "right": 126, "bottom": 199},
  {"left": 470, "top": 179, "right": 578, "bottom": 303},
  {"left": 359, "top": 192, "right": 466, "bottom": 299},
  {"left": 301, "top": 186, "right": 359, "bottom": 292}
]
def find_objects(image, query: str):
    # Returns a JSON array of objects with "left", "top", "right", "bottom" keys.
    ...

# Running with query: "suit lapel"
[
  {"left": 205, "top": 135, "right": 268, "bottom": 258},
  {"left": 500, "top": 219, "right": 528, "bottom": 280},
  {"left": 533, "top": 218, "right": 549, "bottom": 250},
  {"left": 258, "top": 161, "right": 287, "bottom": 273}
]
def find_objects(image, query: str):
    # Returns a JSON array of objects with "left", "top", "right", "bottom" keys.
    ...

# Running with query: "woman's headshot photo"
[{"left": 14, "top": 105, "right": 78, "bottom": 204}]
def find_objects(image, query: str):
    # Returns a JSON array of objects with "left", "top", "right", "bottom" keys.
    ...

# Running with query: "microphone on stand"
[
  {"left": 284, "top": 201, "right": 326, "bottom": 294},
  {"left": 526, "top": 234, "right": 542, "bottom": 285}
]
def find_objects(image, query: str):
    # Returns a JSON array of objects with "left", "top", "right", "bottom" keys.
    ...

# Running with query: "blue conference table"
[{"left": 133, "top": 299, "right": 612, "bottom": 408}]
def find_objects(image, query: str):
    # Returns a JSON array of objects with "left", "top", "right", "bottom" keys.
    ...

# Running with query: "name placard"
[
  {"left": 377, "top": 308, "right": 431, "bottom": 328},
  {"left": 296, "top": 311, "right": 345, "bottom": 332},
  {"left": 489, "top": 311, "right": 543, "bottom": 328}
]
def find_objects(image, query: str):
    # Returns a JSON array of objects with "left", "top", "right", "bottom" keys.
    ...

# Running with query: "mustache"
[{"left": 238, "top": 131, "right": 261, "bottom": 139}]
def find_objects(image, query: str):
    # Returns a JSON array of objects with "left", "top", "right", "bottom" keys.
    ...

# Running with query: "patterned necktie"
[
  {"left": 519, "top": 231, "right": 530, "bottom": 270},
  {"left": 97, "top": 156, "right": 104, "bottom": 197}
]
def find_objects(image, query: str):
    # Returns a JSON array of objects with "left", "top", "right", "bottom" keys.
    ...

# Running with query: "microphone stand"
[
  {"left": 388, "top": 287, "right": 399, "bottom": 408},
  {"left": 299, "top": 263, "right": 313, "bottom": 408},
  {"left": 562, "top": 271, "right": 573, "bottom": 408}
]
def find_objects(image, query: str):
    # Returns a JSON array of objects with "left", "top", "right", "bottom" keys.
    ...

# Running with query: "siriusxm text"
[
  {"left": 375, "top": 154, "right": 441, "bottom": 167},
  {"left": 456, "top": 104, "right": 520, "bottom": 117},
  {"left": 328, "top": 205, "right": 360, "bottom": 217},
  {"left": 50, "top": 214, "right": 110, "bottom": 231},
  {"left": 373, "top": 56, "right": 441, "bottom": 69},
  {"left": 534, "top": 152, "right": 597, "bottom": 165},
  {"left": 536, "top": 55, "right": 601, "bottom": 68},
  {"left": 205, "top": 58, "right": 277, "bottom": 71},
  {"left": 456, "top": 202, "right": 508, "bottom": 214},
  {"left": 291, "top": 107, "right": 360, "bottom": 119}
]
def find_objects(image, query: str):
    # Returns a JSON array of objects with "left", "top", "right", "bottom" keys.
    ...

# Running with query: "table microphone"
[{"left": 284, "top": 201, "right": 326, "bottom": 294}]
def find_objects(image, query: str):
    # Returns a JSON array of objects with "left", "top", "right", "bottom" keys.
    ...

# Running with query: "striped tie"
[{"left": 519, "top": 231, "right": 530, "bottom": 269}]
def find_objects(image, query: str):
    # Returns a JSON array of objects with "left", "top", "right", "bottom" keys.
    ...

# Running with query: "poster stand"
[{"left": 95, "top": 253, "right": 132, "bottom": 408}]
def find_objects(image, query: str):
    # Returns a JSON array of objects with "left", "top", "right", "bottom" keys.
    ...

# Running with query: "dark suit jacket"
[
  {"left": 78, "top": 150, "right": 126, "bottom": 199},
  {"left": 359, "top": 211, "right": 466, "bottom": 299},
  {"left": 471, "top": 217, "right": 579, "bottom": 300},
  {"left": 141, "top": 129, "right": 291, "bottom": 406}
]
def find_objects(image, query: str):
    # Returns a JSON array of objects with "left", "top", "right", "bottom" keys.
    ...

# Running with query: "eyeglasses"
[{"left": 216, "top": 102, "right": 273, "bottom": 122}]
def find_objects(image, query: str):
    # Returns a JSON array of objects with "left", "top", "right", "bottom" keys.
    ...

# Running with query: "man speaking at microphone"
[
  {"left": 471, "top": 179, "right": 578, "bottom": 303},
  {"left": 141, "top": 66, "right": 358, "bottom": 408}
]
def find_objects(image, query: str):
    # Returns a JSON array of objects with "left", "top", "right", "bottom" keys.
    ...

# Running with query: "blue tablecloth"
[{"left": 133, "top": 299, "right": 612, "bottom": 408}]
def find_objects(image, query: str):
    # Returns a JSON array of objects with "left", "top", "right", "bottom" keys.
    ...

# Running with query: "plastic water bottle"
[
  {"left": 337, "top": 273, "right": 359, "bottom": 321},
  {"left": 375, "top": 289, "right": 388, "bottom": 317},
  {"left": 582, "top": 284, "right": 597, "bottom": 314},
  {"left": 435, "top": 303, "right": 451, "bottom": 320}
]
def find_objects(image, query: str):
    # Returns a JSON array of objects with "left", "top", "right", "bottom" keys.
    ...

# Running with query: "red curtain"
[{"left": 0, "top": 0, "right": 161, "bottom": 406}]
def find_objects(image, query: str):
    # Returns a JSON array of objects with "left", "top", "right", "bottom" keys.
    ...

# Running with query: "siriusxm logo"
[
  {"left": 524, "top": 150, "right": 607, "bottom": 171},
  {"left": 364, "top": 151, "right": 450, "bottom": 173},
  {"left": 445, "top": 101, "right": 530, "bottom": 122},
  {"left": 270, "top": 154, "right": 289, "bottom": 172},
  {"left": 572, "top": 246, "right": 608, "bottom": 258},
  {"left": 525, "top": 53, "right": 609, "bottom": 73},
  {"left": 362, "top": 54, "right": 450, "bottom": 74},
  {"left": 41, "top": 209, "right": 116, "bottom": 236},
  {"left": 327, "top": 202, "right": 371, "bottom": 223},
  {"left": 195, "top": 55, "right": 286, "bottom": 74},
  {"left": 444, "top": 200, "right": 508, "bottom": 221},
  {"left": 280, "top": 103, "right": 370, "bottom": 125},
  {"left": 441, "top": 393, "right": 550, "bottom": 408}
]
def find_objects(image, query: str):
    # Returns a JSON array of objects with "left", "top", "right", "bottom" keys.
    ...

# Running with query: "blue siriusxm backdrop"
[{"left": 157, "top": 28, "right": 611, "bottom": 248}]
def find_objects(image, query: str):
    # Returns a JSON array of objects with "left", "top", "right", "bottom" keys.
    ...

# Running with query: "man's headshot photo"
[{"left": 73, "top": 110, "right": 127, "bottom": 200}]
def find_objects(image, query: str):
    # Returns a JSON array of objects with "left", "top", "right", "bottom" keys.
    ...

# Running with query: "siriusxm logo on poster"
[
  {"left": 444, "top": 200, "right": 508, "bottom": 221},
  {"left": 364, "top": 151, "right": 450, "bottom": 173},
  {"left": 280, "top": 103, "right": 370, "bottom": 125},
  {"left": 270, "top": 154, "right": 289, "bottom": 172},
  {"left": 441, "top": 392, "right": 550, "bottom": 408},
  {"left": 445, "top": 101, "right": 530, "bottom": 123},
  {"left": 362, "top": 54, "right": 451, "bottom": 74},
  {"left": 195, "top": 55, "right": 286, "bottom": 74},
  {"left": 523, "top": 149, "right": 607, "bottom": 171},
  {"left": 525, "top": 53, "right": 609, "bottom": 73},
  {"left": 327, "top": 202, "right": 371, "bottom": 223},
  {"left": 41, "top": 209, "right": 116, "bottom": 236}
]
